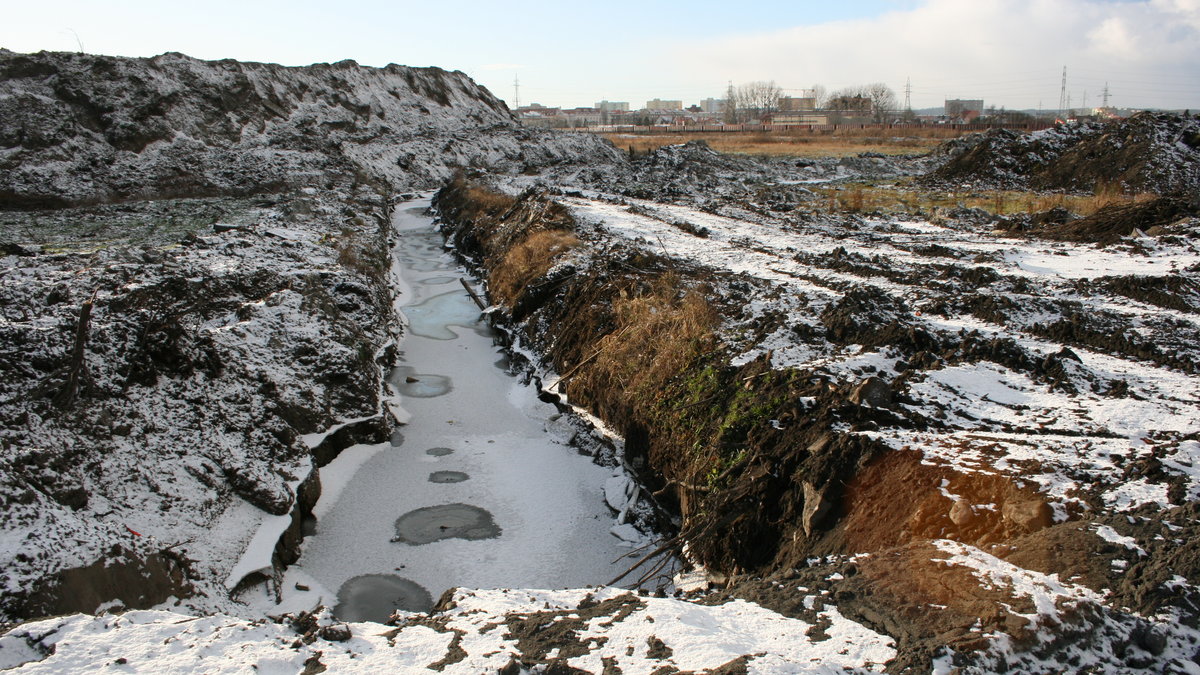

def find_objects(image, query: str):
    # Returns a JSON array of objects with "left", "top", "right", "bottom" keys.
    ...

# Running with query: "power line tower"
[
  {"left": 1102, "top": 82, "right": 1111, "bottom": 108},
  {"left": 904, "top": 77, "right": 912, "bottom": 112},
  {"left": 513, "top": 76, "right": 520, "bottom": 110},
  {"left": 1058, "top": 66, "right": 1068, "bottom": 120}
]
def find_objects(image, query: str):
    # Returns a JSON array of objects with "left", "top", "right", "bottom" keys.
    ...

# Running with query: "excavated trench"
[
  {"left": 431, "top": 176, "right": 1200, "bottom": 671},
  {"left": 276, "top": 197, "right": 645, "bottom": 623}
]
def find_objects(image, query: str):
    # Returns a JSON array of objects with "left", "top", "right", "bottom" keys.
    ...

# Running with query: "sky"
[{"left": 3, "top": 0, "right": 1198, "bottom": 111}]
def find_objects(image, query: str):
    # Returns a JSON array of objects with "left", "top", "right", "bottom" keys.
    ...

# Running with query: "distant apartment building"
[
  {"left": 779, "top": 96, "right": 817, "bottom": 112},
  {"left": 594, "top": 100, "right": 630, "bottom": 112},
  {"left": 945, "top": 99, "right": 984, "bottom": 120},
  {"left": 563, "top": 108, "right": 603, "bottom": 126},
  {"left": 699, "top": 98, "right": 725, "bottom": 114},
  {"left": 644, "top": 99, "right": 683, "bottom": 110}
]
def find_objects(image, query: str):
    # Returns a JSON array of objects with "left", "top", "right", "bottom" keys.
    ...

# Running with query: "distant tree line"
[{"left": 722, "top": 81, "right": 899, "bottom": 124}]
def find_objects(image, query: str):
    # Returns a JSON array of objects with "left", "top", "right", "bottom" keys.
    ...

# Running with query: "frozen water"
[
  {"left": 392, "top": 504, "right": 501, "bottom": 545},
  {"left": 289, "top": 197, "right": 636, "bottom": 607},
  {"left": 333, "top": 574, "right": 434, "bottom": 621},
  {"left": 390, "top": 367, "right": 453, "bottom": 398}
]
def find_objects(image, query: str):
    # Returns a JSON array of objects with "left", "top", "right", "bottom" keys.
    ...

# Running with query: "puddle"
[
  {"left": 425, "top": 447, "right": 454, "bottom": 457},
  {"left": 392, "top": 503, "right": 501, "bottom": 545},
  {"left": 333, "top": 574, "right": 433, "bottom": 622},
  {"left": 390, "top": 368, "right": 453, "bottom": 398},
  {"left": 429, "top": 471, "right": 469, "bottom": 484}
]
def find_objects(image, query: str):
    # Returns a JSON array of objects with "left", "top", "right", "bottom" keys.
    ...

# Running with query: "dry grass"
[
  {"left": 463, "top": 186, "right": 517, "bottom": 218},
  {"left": 575, "top": 275, "right": 718, "bottom": 402},
  {"left": 490, "top": 229, "right": 579, "bottom": 305},
  {"left": 600, "top": 129, "right": 963, "bottom": 158},
  {"left": 815, "top": 183, "right": 1159, "bottom": 217}
]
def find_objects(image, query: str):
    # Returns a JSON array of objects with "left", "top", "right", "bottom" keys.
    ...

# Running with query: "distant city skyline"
[{"left": 4, "top": 0, "right": 1198, "bottom": 112}]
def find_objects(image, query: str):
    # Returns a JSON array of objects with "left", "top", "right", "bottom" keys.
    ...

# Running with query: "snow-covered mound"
[
  {"left": 927, "top": 112, "right": 1200, "bottom": 196},
  {"left": 0, "top": 49, "right": 631, "bottom": 624},
  {"left": 0, "top": 49, "right": 622, "bottom": 207}
]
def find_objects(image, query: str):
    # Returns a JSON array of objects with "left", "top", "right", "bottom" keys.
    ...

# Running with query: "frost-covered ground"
[
  {"left": 550, "top": 191, "right": 1200, "bottom": 515},
  {"left": 0, "top": 186, "right": 397, "bottom": 620},
  {"left": 0, "top": 587, "right": 897, "bottom": 674},
  {"left": 437, "top": 147, "right": 1200, "bottom": 670}
]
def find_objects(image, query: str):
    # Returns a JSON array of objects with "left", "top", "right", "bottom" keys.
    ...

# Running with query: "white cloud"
[{"left": 663, "top": 0, "right": 1200, "bottom": 109}]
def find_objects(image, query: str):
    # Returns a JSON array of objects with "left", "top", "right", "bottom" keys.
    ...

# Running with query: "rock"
[
  {"left": 1132, "top": 624, "right": 1168, "bottom": 656},
  {"left": 802, "top": 481, "right": 833, "bottom": 536},
  {"left": 949, "top": 499, "right": 976, "bottom": 526},
  {"left": 849, "top": 376, "right": 893, "bottom": 408},
  {"left": 1001, "top": 498, "right": 1053, "bottom": 533},
  {"left": 318, "top": 623, "right": 352, "bottom": 642},
  {"left": 312, "top": 414, "right": 391, "bottom": 467}
]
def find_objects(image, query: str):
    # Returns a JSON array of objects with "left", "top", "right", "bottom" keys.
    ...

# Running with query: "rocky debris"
[{"left": 928, "top": 111, "right": 1200, "bottom": 196}]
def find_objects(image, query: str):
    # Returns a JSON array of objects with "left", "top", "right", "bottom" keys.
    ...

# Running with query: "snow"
[
  {"left": 1093, "top": 525, "right": 1149, "bottom": 556},
  {"left": 0, "top": 588, "right": 896, "bottom": 673},
  {"left": 933, "top": 540, "right": 1104, "bottom": 625}
]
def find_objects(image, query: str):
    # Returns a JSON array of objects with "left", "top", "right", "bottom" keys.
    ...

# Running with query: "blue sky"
[{"left": 3, "top": 1, "right": 1197, "bottom": 110}]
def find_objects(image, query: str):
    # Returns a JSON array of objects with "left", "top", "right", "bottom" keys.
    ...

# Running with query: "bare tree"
[
  {"left": 825, "top": 83, "right": 896, "bottom": 123},
  {"left": 809, "top": 84, "right": 827, "bottom": 109},
  {"left": 863, "top": 82, "right": 897, "bottom": 123},
  {"left": 737, "top": 81, "right": 782, "bottom": 120},
  {"left": 826, "top": 86, "right": 871, "bottom": 112}
]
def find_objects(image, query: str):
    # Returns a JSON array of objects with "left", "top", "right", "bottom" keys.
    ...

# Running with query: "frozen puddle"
[
  {"left": 334, "top": 574, "right": 434, "bottom": 621},
  {"left": 391, "top": 367, "right": 453, "bottom": 398},
  {"left": 392, "top": 503, "right": 501, "bottom": 544},
  {"left": 283, "top": 197, "right": 636, "bottom": 621}
]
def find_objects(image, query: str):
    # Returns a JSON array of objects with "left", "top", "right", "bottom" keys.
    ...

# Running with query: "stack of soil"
[{"left": 928, "top": 112, "right": 1200, "bottom": 197}]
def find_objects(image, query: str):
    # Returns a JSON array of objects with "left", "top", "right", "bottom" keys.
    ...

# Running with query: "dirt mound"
[
  {"left": 927, "top": 112, "right": 1200, "bottom": 196},
  {"left": 1001, "top": 196, "right": 1198, "bottom": 245},
  {"left": 557, "top": 139, "right": 928, "bottom": 210},
  {"left": 0, "top": 49, "right": 621, "bottom": 207}
]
